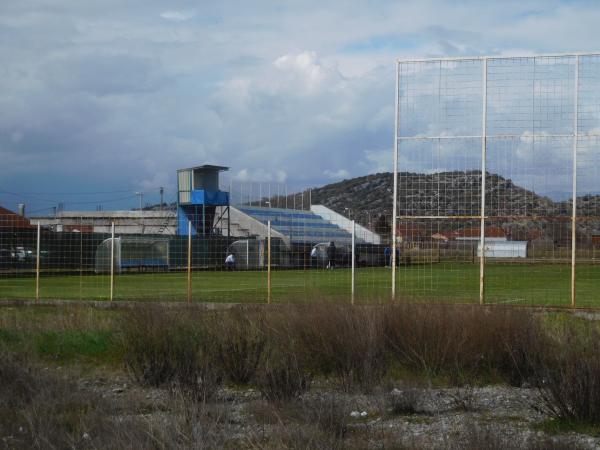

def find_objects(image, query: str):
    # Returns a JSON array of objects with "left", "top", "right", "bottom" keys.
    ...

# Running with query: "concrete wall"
[{"left": 31, "top": 210, "right": 177, "bottom": 235}]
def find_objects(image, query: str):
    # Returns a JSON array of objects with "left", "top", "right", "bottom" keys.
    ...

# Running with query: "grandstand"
[{"left": 237, "top": 206, "right": 353, "bottom": 244}]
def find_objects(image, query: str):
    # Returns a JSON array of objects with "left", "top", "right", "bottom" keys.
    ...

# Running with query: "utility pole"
[
  {"left": 159, "top": 187, "right": 164, "bottom": 209},
  {"left": 135, "top": 192, "right": 143, "bottom": 211}
]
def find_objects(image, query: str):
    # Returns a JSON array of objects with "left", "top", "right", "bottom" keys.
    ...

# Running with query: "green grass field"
[{"left": 1, "top": 262, "right": 598, "bottom": 307}]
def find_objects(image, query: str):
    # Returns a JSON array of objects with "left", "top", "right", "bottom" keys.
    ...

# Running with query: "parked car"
[{"left": 14, "top": 246, "right": 34, "bottom": 262}]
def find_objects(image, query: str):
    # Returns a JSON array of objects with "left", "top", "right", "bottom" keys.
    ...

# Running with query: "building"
[
  {"left": 478, "top": 241, "right": 527, "bottom": 258},
  {"left": 0, "top": 206, "right": 34, "bottom": 231},
  {"left": 454, "top": 226, "right": 507, "bottom": 242},
  {"left": 177, "top": 165, "right": 230, "bottom": 236},
  {"left": 31, "top": 210, "right": 177, "bottom": 235}
]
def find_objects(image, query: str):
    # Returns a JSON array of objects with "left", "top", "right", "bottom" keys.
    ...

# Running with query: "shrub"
[
  {"left": 121, "top": 307, "right": 222, "bottom": 400},
  {"left": 529, "top": 324, "right": 600, "bottom": 424},
  {"left": 210, "top": 308, "right": 266, "bottom": 384},
  {"left": 0, "top": 350, "right": 163, "bottom": 449},
  {"left": 280, "top": 304, "right": 388, "bottom": 392},
  {"left": 256, "top": 348, "right": 312, "bottom": 402},
  {"left": 387, "top": 388, "right": 422, "bottom": 415},
  {"left": 296, "top": 397, "right": 350, "bottom": 439},
  {"left": 383, "top": 304, "right": 540, "bottom": 384}
]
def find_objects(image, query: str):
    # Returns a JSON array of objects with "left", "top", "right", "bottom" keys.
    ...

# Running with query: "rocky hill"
[
  {"left": 304, "top": 171, "right": 562, "bottom": 218},
  {"left": 279, "top": 171, "right": 600, "bottom": 240}
]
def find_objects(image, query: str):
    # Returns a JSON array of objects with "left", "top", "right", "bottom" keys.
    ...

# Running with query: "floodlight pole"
[
  {"left": 35, "top": 221, "right": 40, "bottom": 302},
  {"left": 267, "top": 220, "right": 272, "bottom": 304},
  {"left": 571, "top": 55, "right": 580, "bottom": 308},
  {"left": 351, "top": 220, "right": 355, "bottom": 305},
  {"left": 110, "top": 222, "right": 115, "bottom": 302},
  {"left": 479, "top": 57, "right": 488, "bottom": 306},
  {"left": 391, "top": 61, "right": 400, "bottom": 300},
  {"left": 187, "top": 220, "right": 192, "bottom": 303}
]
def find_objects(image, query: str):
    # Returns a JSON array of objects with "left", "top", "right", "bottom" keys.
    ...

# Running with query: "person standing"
[
  {"left": 225, "top": 253, "right": 236, "bottom": 271},
  {"left": 327, "top": 241, "right": 336, "bottom": 269}
]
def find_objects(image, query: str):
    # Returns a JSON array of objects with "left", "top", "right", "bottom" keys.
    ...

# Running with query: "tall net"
[{"left": 394, "top": 54, "right": 600, "bottom": 306}]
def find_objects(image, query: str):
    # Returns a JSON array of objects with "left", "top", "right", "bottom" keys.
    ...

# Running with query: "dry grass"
[
  {"left": 121, "top": 306, "right": 222, "bottom": 401},
  {"left": 0, "top": 350, "right": 167, "bottom": 449},
  {"left": 120, "top": 303, "right": 544, "bottom": 396},
  {"left": 528, "top": 323, "right": 600, "bottom": 424},
  {"left": 4, "top": 302, "right": 600, "bottom": 447}
]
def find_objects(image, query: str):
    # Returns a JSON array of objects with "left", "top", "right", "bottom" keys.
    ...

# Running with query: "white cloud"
[
  {"left": 232, "top": 168, "right": 289, "bottom": 183},
  {"left": 160, "top": 11, "right": 194, "bottom": 22},
  {"left": 2, "top": 0, "right": 600, "bottom": 211},
  {"left": 323, "top": 169, "right": 350, "bottom": 179}
]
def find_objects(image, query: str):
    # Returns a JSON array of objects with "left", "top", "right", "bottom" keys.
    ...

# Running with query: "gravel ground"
[{"left": 76, "top": 374, "right": 600, "bottom": 449}]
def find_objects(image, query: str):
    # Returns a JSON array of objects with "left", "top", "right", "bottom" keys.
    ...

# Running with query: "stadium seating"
[{"left": 238, "top": 206, "right": 352, "bottom": 244}]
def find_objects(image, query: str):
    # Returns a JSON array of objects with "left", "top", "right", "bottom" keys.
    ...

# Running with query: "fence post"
[
  {"left": 571, "top": 55, "right": 580, "bottom": 308},
  {"left": 391, "top": 61, "right": 399, "bottom": 301},
  {"left": 351, "top": 220, "right": 355, "bottom": 305},
  {"left": 187, "top": 220, "right": 192, "bottom": 303},
  {"left": 110, "top": 222, "right": 115, "bottom": 302},
  {"left": 479, "top": 57, "right": 488, "bottom": 306},
  {"left": 35, "top": 221, "right": 40, "bottom": 302},
  {"left": 267, "top": 220, "right": 271, "bottom": 304}
]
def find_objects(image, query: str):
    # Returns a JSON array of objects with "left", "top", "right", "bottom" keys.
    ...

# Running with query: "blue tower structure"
[{"left": 177, "top": 165, "right": 230, "bottom": 236}]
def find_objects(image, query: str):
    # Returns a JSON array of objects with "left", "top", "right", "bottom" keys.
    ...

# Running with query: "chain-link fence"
[
  {"left": 392, "top": 54, "right": 600, "bottom": 307},
  {"left": 1, "top": 200, "right": 599, "bottom": 305},
  {"left": 2, "top": 53, "right": 600, "bottom": 307},
  {"left": 0, "top": 209, "right": 390, "bottom": 303}
]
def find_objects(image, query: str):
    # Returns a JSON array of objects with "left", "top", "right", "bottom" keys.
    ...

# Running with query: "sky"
[{"left": 1, "top": 0, "right": 600, "bottom": 213}]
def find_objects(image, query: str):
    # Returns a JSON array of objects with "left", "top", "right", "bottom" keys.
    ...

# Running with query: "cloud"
[
  {"left": 160, "top": 11, "right": 194, "bottom": 22},
  {"left": 2, "top": 0, "right": 600, "bottom": 211},
  {"left": 42, "top": 54, "right": 168, "bottom": 96},
  {"left": 323, "top": 169, "right": 350, "bottom": 179}
]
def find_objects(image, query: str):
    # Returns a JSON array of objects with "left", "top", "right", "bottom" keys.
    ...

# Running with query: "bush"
[
  {"left": 383, "top": 304, "right": 540, "bottom": 384},
  {"left": 121, "top": 307, "right": 222, "bottom": 400},
  {"left": 211, "top": 308, "right": 267, "bottom": 384},
  {"left": 387, "top": 388, "right": 422, "bottom": 415},
  {"left": 296, "top": 397, "right": 350, "bottom": 439},
  {"left": 280, "top": 305, "right": 388, "bottom": 392},
  {"left": 0, "top": 350, "right": 163, "bottom": 449},
  {"left": 256, "top": 346, "right": 312, "bottom": 402},
  {"left": 529, "top": 324, "right": 600, "bottom": 424}
]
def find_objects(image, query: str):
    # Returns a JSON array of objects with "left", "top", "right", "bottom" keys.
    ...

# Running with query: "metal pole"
[
  {"left": 351, "top": 220, "right": 355, "bottom": 305},
  {"left": 246, "top": 239, "right": 249, "bottom": 270},
  {"left": 35, "top": 221, "right": 40, "bottom": 302},
  {"left": 110, "top": 222, "right": 115, "bottom": 301},
  {"left": 187, "top": 220, "right": 192, "bottom": 303},
  {"left": 571, "top": 55, "right": 580, "bottom": 308},
  {"left": 391, "top": 61, "right": 400, "bottom": 300},
  {"left": 267, "top": 220, "right": 271, "bottom": 304},
  {"left": 479, "top": 58, "right": 488, "bottom": 306}
]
